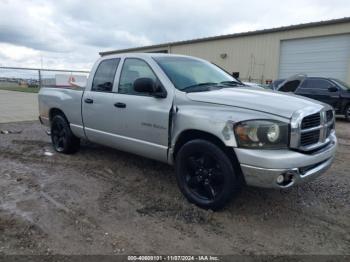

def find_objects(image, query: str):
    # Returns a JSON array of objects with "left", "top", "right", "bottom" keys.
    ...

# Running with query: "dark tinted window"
[
  {"left": 331, "top": 79, "right": 350, "bottom": 90},
  {"left": 303, "top": 79, "right": 332, "bottom": 90},
  {"left": 118, "top": 58, "right": 157, "bottom": 95},
  {"left": 278, "top": 80, "right": 300, "bottom": 92},
  {"left": 92, "top": 59, "right": 120, "bottom": 92}
]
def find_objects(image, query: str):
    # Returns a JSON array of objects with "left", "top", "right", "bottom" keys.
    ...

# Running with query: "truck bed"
[{"left": 38, "top": 87, "right": 85, "bottom": 138}]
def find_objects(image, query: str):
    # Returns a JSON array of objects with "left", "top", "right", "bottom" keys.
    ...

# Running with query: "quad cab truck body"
[{"left": 39, "top": 53, "right": 337, "bottom": 210}]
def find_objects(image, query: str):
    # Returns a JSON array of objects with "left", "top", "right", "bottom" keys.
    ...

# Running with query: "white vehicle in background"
[{"left": 41, "top": 74, "right": 88, "bottom": 88}]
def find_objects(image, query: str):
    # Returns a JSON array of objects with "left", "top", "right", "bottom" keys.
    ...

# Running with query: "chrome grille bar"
[{"left": 290, "top": 106, "right": 335, "bottom": 152}]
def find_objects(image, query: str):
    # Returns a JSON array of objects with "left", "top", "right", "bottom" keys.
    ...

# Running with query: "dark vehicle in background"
[
  {"left": 27, "top": 79, "right": 39, "bottom": 88},
  {"left": 277, "top": 76, "right": 350, "bottom": 121},
  {"left": 270, "top": 79, "right": 285, "bottom": 90}
]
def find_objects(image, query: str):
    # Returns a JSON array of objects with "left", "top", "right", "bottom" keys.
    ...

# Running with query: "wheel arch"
[
  {"left": 172, "top": 129, "right": 243, "bottom": 180},
  {"left": 173, "top": 130, "right": 224, "bottom": 156},
  {"left": 49, "top": 108, "right": 68, "bottom": 123}
]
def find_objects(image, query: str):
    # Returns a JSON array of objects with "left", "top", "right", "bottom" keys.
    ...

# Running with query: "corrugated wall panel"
[
  {"left": 170, "top": 22, "right": 350, "bottom": 83},
  {"left": 279, "top": 34, "right": 350, "bottom": 80}
]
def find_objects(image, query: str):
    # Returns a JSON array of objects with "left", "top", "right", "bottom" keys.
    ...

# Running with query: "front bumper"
[{"left": 235, "top": 132, "right": 337, "bottom": 188}]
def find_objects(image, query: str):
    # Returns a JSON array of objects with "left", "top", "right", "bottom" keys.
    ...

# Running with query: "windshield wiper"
[
  {"left": 220, "top": 81, "right": 243, "bottom": 86},
  {"left": 182, "top": 82, "right": 218, "bottom": 91}
]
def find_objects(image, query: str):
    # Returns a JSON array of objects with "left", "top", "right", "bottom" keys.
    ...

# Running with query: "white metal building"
[{"left": 101, "top": 17, "right": 350, "bottom": 84}]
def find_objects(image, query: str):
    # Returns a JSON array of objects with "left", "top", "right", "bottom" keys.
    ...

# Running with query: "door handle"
[
  {"left": 84, "top": 98, "right": 94, "bottom": 104},
  {"left": 114, "top": 102, "right": 126, "bottom": 108}
]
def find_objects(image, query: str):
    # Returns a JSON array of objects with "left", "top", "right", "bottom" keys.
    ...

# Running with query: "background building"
[{"left": 101, "top": 17, "right": 350, "bottom": 84}]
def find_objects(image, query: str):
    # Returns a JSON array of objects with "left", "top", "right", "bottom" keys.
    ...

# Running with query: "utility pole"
[{"left": 38, "top": 69, "right": 42, "bottom": 89}]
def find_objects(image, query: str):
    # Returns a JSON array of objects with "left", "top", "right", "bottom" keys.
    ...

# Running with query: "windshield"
[
  {"left": 153, "top": 56, "right": 241, "bottom": 92},
  {"left": 331, "top": 78, "right": 350, "bottom": 90}
]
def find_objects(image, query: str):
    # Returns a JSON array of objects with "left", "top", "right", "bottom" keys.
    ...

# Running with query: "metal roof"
[{"left": 100, "top": 17, "right": 350, "bottom": 56}]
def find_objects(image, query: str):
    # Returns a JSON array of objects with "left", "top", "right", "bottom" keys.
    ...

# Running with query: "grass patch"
[{"left": 0, "top": 86, "right": 39, "bottom": 93}]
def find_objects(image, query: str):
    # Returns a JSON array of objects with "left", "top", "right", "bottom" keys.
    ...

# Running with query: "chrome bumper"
[{"left": 235, "top": 132, "right": 337, "bottom": 188}]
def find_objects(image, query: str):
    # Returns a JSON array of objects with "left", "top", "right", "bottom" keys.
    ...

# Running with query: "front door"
[
  {"left": 111, "top": 57, "right": 173, "bottom": 162},
  {"left": 296, "top": 79, "right": 340, "bottom": 110}
]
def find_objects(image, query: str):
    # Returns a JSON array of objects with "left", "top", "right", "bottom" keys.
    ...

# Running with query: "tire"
[
  {"left": 345, "top": 104, "right": 350, "bottom": 122},
  {"left": 175, "top": 139, "right": 241, "bottom": 210},
  {"left": 51, "top": 115, "right": 80, "bottom": 154}
]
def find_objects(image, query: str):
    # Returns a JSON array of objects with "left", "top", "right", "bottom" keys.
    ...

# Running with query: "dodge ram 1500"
[{"left": 39, "top": 53, "right": 337, "bottom": 210}]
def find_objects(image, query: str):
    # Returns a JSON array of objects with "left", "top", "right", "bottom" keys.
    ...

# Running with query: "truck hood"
[{"left": 186, "top": 87, "right": 323, "bottom": 118}]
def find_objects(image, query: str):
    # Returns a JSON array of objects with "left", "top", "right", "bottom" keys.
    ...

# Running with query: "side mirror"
[
  {"left": 134, "top": 78, "right": 156, "bottom": 93},
  {"left": 134, "top": 78, "right": 166, "bottom": 98},
  {"left": 328, "top": 86, "right": 338, "bottom": 92}
]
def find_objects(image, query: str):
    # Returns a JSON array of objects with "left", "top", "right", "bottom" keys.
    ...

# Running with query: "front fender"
[{"left": 170, "top": 101, "right": 290, "bottom": 163}]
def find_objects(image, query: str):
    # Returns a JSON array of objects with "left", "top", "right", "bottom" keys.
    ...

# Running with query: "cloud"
[
  {"left": 0, "top": 0, "right": 349, "bottom": 69},
  {"left": 0, "top": 43, "right": 39, "bottom": 61}
]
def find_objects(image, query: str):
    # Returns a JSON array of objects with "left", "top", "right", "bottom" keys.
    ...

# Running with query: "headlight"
[
  {"left": 234, "top": 120, "right": 289, "bottom": 149},
  {"left": 267, "top": 123, "right": 280, "bottom": 143}
]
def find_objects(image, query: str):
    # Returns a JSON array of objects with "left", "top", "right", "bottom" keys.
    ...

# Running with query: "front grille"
[
  {"left": 301, "top": 113, "right": 320, "bottom": 129},
  {"left": 300, "top": 130, "right": 320, "bottom": 146},
  {"left": 291, "top": 108, "right": 335, "bottom": 152}
]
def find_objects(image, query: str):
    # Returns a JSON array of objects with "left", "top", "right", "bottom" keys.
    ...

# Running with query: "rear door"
[
  {"left": 294, "top": 79, "right": 315, "bottom": 99},
  {"left": 82, "top": 58, "right": 123, "bottom": 145}
]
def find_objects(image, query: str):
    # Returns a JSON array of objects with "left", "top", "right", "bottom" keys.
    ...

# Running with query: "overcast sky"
[{"left": 0, "top": 0, "right": 349, "bottom": 70}]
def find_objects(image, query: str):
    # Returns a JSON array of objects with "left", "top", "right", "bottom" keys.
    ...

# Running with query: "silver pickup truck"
[{"left": 39, "top": 53, "right": 337, "bottom": 210}]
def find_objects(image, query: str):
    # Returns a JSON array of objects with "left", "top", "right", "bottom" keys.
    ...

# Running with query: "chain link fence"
[{"left": 0, "top": 66, "right": 90, "bottom": 93}]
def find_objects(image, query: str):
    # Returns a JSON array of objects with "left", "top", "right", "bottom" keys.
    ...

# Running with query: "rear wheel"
[
  {"left": 175, "top": 139, "right": 241, "bottom": 210},
  {"left": 51, "top": 115, "right": 80, "bottom": 154},
  {"left": 345, "top": 104, "right": 350, "bottom": 122}
]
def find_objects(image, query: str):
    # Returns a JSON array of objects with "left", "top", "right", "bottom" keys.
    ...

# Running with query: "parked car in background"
[
  {"left": 270, "top": 79, "right": 285, "bottom": 90},
  {"left": 277, "top": 76, "right": 350, "bottom": 121},
  {"left": 27, "top": 79, "right": 39, "bottom": 88}
]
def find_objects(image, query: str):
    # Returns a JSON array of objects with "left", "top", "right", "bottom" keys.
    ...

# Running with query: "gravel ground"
[{"left": 0, "top": 120, "right": 349, "bottom": 255}]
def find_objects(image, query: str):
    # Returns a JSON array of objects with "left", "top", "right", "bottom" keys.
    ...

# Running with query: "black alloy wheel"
[
  {"left": 175, "top": 139, "right": 241, "bottom": 210},
  {"left": 51, "top": 115, "right": 80, "bottom": 154},
  {"left": 184, "top": 153, "right": 224, "bottom": 202},
  {"left": 52, "top": 120, "right": 66, "bottom": 152}
]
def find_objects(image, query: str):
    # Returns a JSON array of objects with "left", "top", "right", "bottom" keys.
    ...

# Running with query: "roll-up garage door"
[{"left": 279, "top": 34, "right": 350, "bottom": 81}]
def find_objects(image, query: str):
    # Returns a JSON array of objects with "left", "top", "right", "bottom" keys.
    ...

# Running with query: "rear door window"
[{"left": 92, "top": 58, "right": 120, "bottom": 92}]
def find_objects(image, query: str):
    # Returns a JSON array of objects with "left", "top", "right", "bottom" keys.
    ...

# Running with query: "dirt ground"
[{"left": 0, "top": 120, "right": 349, "bottom": 255}]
